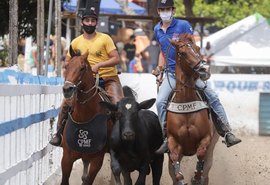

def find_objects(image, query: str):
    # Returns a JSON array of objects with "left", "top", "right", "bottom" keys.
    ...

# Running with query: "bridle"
[
  {"left": 166, "top": 40, "right": 207, "bottom": 92},
  {"left": 176, "top": 41, "right": 206, "bottom": 75},
  {"left": 63, "top": 62, "right": 98, "bottom": 104}
]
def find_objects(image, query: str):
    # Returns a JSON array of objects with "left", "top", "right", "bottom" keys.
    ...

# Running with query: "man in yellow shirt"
[{"left": 50, "top": 8, "right": 124, "bottom": 146}]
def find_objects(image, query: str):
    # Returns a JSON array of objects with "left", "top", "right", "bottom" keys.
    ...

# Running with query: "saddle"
[
  {"left": 166, "top": 90, "right": 226, "bottom": 136},
  {"left": 65, "top": 113, "right": 109, "bottom": 153}
]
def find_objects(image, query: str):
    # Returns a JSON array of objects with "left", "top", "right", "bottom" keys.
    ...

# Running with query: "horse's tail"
[{"left": 123, "top": 86, "right": 137, "bottom": 100}]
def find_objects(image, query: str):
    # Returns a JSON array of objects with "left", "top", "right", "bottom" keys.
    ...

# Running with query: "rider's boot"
[
  {"left": 223, "top": 132, "right": 241, "bottom": 147},
  {"left": 212, "top": 114, "right": 241, "bottom": 147},
  {"left": 49, "top": 101, "right": 71, "bottom": 147},
  {"left": 155, "top": 124, "right": 169, "bottom": 154}
]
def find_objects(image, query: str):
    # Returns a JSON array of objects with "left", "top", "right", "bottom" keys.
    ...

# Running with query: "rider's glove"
[{"left": 152, "top": 66, "right": 164, "bottom": 86}]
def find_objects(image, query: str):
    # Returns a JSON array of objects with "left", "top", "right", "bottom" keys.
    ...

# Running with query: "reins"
[{"left": 77, "top": 74, "right": 99, "bottom": 104}]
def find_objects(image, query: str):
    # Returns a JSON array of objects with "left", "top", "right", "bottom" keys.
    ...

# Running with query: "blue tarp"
[
  {"left": 100, "top": 0, "right": 124, "bottom": 14},
  {"left": 128, "top": 2, "right": 145, "bottom": 15},
  {"left": 63, "top": 0, "right": 145, "bottom": 15}
]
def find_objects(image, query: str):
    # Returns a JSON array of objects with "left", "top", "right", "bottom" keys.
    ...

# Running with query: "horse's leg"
[
  {"left": 168, "top": 156, "right": 177, "bottom": 185},
  {"left": 168, "top": 138, "right": 186, "bottom": 185},
  {"left": 110, "top": 150, "right": 122, "bottom": 185},
  {"left": 202, "top": 129, "right": 219, "bottom": 185},
  {"left": 81, "top": 159, "right": 90, "bottom": 183},
  {"left": 150, "top": 154, "right": 164, "bottom": 185},
  {"left": 122, "top": 170, "right": 132, "bottom": 185},
  {"left": 83, "top": 153, "right": 105, "bottom": 185},
  {"left": 191, "top": 135, "right": 211, "bottom": 185},
  {"left": 61, "top": 153, "right": 75, "bottom": 185}
]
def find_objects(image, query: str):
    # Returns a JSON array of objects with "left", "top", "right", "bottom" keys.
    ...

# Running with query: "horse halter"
[
  {"left": 63, "top": 63, "right": 98, "bottom": 104},
  {"left": 177, "top": 41, "right": 206, "bottom": 75}
]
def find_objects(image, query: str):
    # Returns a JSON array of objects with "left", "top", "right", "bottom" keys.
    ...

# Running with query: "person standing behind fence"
[
  {"left": 201, "top": 41, "right": 214, "bottom": 72},
  {"left": 123, "top": 34, "right": 136, "bottom": 72},
  {"left": 140, "top": 39, "right": 160, "bottom": 73}
]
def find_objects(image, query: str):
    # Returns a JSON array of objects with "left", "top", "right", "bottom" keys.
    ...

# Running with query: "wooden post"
[
  {"left": 8, "top": 0, "right": 18, "bottom": 66},
  {"left": 37, "top": 0, "right": 45, "bottom": 75},
  {"left": 55, "top": 0, "right": 62, "bottom": 76}
]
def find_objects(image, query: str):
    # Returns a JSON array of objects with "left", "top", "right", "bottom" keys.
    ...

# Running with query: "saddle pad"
[
  {"left": 167, "top": 101, "right": 208, "bottom": 113},
  {"left": 65, "top": 113, "right": 108, "bottom": 153}
]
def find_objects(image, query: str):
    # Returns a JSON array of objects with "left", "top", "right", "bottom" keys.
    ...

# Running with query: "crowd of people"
[{"left": 115, "top": 33, "right": 160, "bottom": 74}]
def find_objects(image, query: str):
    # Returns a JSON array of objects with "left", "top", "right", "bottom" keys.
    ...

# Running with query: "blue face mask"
[{"left": 83, "top": 24, "right": 96, "bottom": 34}]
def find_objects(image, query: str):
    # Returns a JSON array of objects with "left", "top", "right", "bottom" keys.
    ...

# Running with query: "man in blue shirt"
[{"left": 154, "top": 0, "right": 241, "bottom": 153}]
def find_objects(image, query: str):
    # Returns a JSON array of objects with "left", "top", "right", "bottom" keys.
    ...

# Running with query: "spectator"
[
  {"left": 141, "top": 39, "right": 160, "bottom": 73},
  {"left": 128, "top": 53, "right": 143, "bottom": 73},
  {"left": 201, "top": 41, "right": 214, "bottom": 72},
  {"left": 123, "top": 34, "right": 136, "bottom": 71}
]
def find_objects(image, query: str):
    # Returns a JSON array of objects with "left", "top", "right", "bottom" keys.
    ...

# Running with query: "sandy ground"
[{"left": 49, "top": 132, "right": 270, "bottom": 185}]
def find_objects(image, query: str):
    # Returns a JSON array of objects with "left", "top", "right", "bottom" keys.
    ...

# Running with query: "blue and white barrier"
[{"left": 0, "top": 68, "right": 63, "bottom": 185}]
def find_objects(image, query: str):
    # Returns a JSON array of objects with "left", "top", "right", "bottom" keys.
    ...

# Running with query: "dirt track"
[{"left": 51, "top": 132, "right": 270, "bottom": 185}]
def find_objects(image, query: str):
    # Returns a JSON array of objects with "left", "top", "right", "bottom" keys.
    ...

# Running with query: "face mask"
[
  {"left": 83, "top": 24, "right": 96, "bottom": 34},
  {"left": 160, "top": 11, "right": 173, "bottom": 23},
  {"left": 152, "top": 41, "right": 157, "bottom": 45}
]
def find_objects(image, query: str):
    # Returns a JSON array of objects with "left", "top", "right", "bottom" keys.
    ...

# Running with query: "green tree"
[
  {"left": 0, "top": 0, "right": 50, "bottom": 38},
  {"left": 175, "top": 0, "right": 270, "bottom": 30}
]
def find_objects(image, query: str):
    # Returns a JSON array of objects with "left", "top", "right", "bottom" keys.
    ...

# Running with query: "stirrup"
[
  {"left": 155, "top": 138, "right": 169, "bottom": 154},
  {"left": 222, "top": 132, "right": 241, "bottom": 148},
  {"left": 49, "top": 134, "right": 63, "bottom": 147}
]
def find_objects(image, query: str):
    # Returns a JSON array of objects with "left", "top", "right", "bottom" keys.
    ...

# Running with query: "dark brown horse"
[
  {"left": 166, "top": 34, "right": 219, "bottom": 185},
  {"left": 60, "top": 51, "right": 112, "bottom": 185}
]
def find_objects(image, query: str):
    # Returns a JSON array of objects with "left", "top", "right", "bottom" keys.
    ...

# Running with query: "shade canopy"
[
  {"left": 200, "top": 13, "right": 270, "bottom": 66},
  {"left": 63, "top": 0, "right": 146, "bottom": 15}
]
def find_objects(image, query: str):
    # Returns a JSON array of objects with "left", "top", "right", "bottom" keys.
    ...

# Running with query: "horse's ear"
[
  {"left": 82, "top": 51, "right": 89, "bottom": 61},
  {"left": 170, "top": 39, "right": 177, "bottom": 47},
  {"left": 138, "top": 98, "right": 156, "bottom": 110},
  {"left": 99, "top": 101, "right": 117, "bottom": 112},
  {"left": 69, "top": 45, "right": 76, "bottom": 58}
]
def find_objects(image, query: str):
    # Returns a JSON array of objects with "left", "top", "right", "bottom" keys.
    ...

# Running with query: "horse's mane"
[
  {"left": 123, "top": 86, "right": 137, "bottom": 100},
  {"left": 179, "top": 33, "right": 194, "bottom": 43}
]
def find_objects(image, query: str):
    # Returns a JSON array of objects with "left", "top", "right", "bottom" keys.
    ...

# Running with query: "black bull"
[{"left": 100, "top": 86, "right": 164, "bottom": 185}]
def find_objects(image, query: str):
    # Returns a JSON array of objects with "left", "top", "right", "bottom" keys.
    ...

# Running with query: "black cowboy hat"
[
  {"left": 81, "top": 8, "right": 98, "bottom": 20},
  {"left": 158, "top": 0, "right": 175, "bottom": 8}
]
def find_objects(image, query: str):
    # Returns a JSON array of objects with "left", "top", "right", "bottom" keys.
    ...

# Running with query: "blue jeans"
[{"left": 156, "top": 71, "right": 229, "bottom": 129}]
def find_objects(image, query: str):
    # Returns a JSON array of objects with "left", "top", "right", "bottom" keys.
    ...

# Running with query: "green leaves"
[{"left": 175, "top": 0, "right": 270, "bottom": 31}]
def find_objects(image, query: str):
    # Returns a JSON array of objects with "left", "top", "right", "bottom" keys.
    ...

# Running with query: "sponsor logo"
[{"left": 77, "top": 129, "right": 92, "bottom": 147}]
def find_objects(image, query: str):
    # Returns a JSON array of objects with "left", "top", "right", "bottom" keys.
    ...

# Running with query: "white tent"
[{"left": 201, "top": 13, "right": 270, "bottom": 66}]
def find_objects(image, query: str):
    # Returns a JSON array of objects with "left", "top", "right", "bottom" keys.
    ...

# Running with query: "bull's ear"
[
  {"left": 99, "top": 101, "right": 117, "bottom": 112},
  {"left": 138, "top": 98, "right": 156, "bottom": 110}
]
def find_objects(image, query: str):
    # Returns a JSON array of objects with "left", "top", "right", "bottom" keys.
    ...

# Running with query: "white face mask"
[{"left": 160, "top": 11, "right": 173, "bottom": 23}]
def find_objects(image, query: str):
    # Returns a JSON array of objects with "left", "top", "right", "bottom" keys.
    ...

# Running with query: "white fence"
[
  {"left": 0, "top": 69, "right": 270, "bottom": 184},
  {"left": 0, "top": 69, "right": 63, "bottom": 185}
]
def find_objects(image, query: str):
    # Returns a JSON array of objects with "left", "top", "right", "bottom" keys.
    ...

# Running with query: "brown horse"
[
  {"left": 166, "top": 34, "right": 219, "bottom": 185},
  {"left": 60, "top": 50, "right": 112, "bottom": 185}
]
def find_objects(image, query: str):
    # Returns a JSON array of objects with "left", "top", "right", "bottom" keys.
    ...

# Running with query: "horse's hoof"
[
  {"left": 191, "top": 176, "right": 204, "bottom": 185},
  {"left": 177, "top": 180, "right": 187, "bottom": 185}
]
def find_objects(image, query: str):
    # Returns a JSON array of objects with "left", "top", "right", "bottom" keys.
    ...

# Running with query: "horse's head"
[
  {"left": 171, "top": 34, "right": 209, "bottom": 80},
  {"left": 63, "top": 48, "right": 93, "bottom": 99}
]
